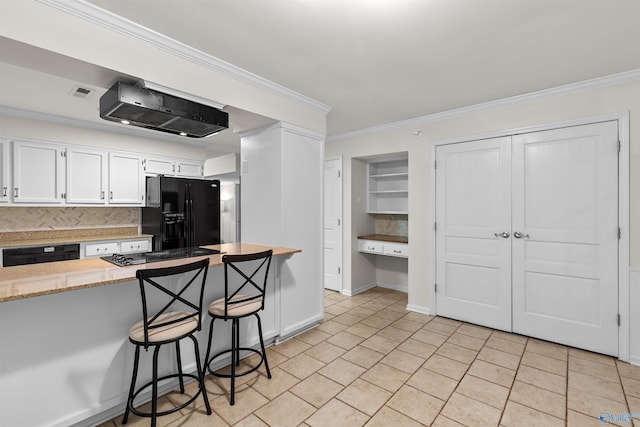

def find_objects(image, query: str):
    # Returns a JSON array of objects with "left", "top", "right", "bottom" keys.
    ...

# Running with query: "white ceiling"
[{"left": 2, "top": 0, "right": 640, "bottom": 151}]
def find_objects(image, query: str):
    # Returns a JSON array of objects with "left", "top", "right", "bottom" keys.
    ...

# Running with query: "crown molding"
[
  {"left": 327, "top": 68, "right": 640, "bottom": 143},
  {"left": 37, "top": 0, "right": 332, "bottom": 114}
]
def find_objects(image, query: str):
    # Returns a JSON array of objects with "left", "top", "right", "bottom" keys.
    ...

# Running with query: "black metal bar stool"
[
  {"left": 123, "top": 258, "right": 212, "bottom": 426},
  {"left": 203, "top": 250, "right": 273, "bottom": 405}
]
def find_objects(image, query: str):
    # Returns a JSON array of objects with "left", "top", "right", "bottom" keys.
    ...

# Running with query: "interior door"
[
  {"left": 324, "top": 157, "right": 342, "bottom": 291},
  {"left": 512, "top": 121, "right": 619, "bottom": 356},
  {"left": 435, "top": 137, "right": 512, "bottom": 331}
]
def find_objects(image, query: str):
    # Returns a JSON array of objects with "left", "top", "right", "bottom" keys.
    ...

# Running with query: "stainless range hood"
[{"left": 99, "top": 81, "right": 229, "bottom": 138}]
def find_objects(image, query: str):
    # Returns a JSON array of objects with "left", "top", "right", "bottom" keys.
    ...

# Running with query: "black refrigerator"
[{"left": 142, "top": 176, "right": 221, "bottom": 251}]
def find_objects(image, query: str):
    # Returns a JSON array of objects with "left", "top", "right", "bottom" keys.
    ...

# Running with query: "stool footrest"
[
  {"left": 128, "top": 373, "right": 204, "bottom": 417},
  {"left": 205, "top": 347, "right": 266, "bottom": 378}
]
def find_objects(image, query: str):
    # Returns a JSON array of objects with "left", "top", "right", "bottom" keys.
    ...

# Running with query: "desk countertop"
[
  {"left": 0, "top": 242, "right": 300, "bottom": 302},
  {"left": 357, "top": 234, "right": 408, "bottom": 244}
]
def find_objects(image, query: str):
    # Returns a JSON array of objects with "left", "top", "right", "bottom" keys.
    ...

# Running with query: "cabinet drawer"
[
  {"left": 120, "top": 239, "right": 150, "bottom": 254},
  {"left": 358, "top": 240, "right": 383, "bottom": 254},
  {"left": 383, "top": 243, "right": 409, "bottom": 258},
  {"left": 85, "top": 242, "right": 119, "bottom": 257}
]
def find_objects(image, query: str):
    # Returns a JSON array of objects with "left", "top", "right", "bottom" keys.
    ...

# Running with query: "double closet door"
[{"left": 435, "top": 121, "right": 619, "bottom": 356}]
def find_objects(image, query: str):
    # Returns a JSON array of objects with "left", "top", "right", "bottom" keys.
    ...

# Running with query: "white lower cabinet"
[
  {"left": 358, "top": 239, "right": 408, "bottom": 258},
  {"left": 83, "top": 238, "right": 151, "bottom": 258},
  {"left": 84, "top": 242, "right": 119, "bottom": 257},
  {"left": 120, "top": 239, "right": 150, "bottom": 254}
]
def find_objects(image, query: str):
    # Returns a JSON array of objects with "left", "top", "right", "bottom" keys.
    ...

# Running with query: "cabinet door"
[
  {"left": 145, "top": 156, "right": 176, "bottom": 176},
  {"left": 12, "top": 139, "right": 65, "bottom": 204},
  {"left": 108, "top": 152, "right": 144, "bottom": 205},
  {"left": 0, "top": 140, "right": 9, "bottom": 203},
  {"left": 175, "top": 160, "right": 202, "bottom": 177},
  {"left": 66, "top": 146, "right": 108, "bottom": 204}
]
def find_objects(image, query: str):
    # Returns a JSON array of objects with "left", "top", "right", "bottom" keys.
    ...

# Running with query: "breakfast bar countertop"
[{"left": 0, "top": 242, "right": 301, "bottom": 303}]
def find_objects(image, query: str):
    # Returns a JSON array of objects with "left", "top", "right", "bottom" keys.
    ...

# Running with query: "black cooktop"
[{"left": 101, "top": 247, "right": 223, "bottom": 267}]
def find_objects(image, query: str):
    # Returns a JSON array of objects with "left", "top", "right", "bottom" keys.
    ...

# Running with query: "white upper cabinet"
[
  {"left": 367, "top": 156, "right": 408, "bottom": 214},
  {"left": 108, "top": 152, "right": 145, "bottom": 205},
  {"left": 145, "top": 155, "right": 203, "bottom": 178},
  {"left": 0, "top": 139, "right": 9, "bottom": 203},
  {"left": 12, "top": 139, "right": 66, "bottom": 204},
  {"left": 66, "top": 146, "right": 108, "bottom": 204}
]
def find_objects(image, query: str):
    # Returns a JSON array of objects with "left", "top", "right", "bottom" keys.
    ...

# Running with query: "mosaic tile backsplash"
[
  {"left": 0, "top": 207, "right": 139, "bottom": 232},
  {"left": 373, "top": 214, "right": 408, "bottom": 237}
]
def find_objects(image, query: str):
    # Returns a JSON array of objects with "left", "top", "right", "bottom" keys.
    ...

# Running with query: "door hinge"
[
  {"left": 338, "top": 267, "right": 341, "bottom": 274},
  {"left": 61, "top": 149, "right": 66, "bottom": 158},
  {"left": 434, "top": 161, "right": 437, "bottom": 170},
  {"left": 338, "top": 170, "right": 341, "bottom": 178},
  {"left": 61, "top": 193, "right": 66, "bottom": 199},
  {"left": 618, "top": 313, "right": 621, "bottom": 326},
  {"left": 434, "top": 283, "right": 438, "bottom": 293},
  {"left": 338, "top": 219, "right": 341, "bottom": 226},
  {"left": 618, "top": 140, "right": 621, "bottom": 153},
  {"left": 434, "top": 222, "right": 437, "bottom": 231},
  {"left": 619, "top": 227, "right": 622, "bottom": 239}
]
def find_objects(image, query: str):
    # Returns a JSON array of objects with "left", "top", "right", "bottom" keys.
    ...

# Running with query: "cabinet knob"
[
  {"left": 2, "top": 187, "right": 6, "bottom": 197},
  {"left": 14, "top": 188, "right": 19, "bottom": 198}
]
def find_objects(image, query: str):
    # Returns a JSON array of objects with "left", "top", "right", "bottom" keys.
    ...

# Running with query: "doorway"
[{"left": 324, "top": 156, "right": 342, "bottom": 292}]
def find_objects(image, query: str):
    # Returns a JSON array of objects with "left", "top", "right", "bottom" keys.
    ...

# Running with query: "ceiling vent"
[
  {"left": 99, "top": 81, "right": 229, "bottom": 138},
  {"left": 69, "top": 85, "right": 94, "bottom": 99}
]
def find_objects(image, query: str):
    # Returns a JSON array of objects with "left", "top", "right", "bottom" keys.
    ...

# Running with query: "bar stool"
[
  {"left": 203, "top": 250, "right": 273, "bottom": 405},
  {"left": 123, "top": 258, "right": 212, "bottom": 426}
]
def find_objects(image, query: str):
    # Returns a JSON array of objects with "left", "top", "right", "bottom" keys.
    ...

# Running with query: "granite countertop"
[
  {"left": 357, "top": 234, "right": 408, "bottom": 244},
  {"left": 0, "top": 227, "right": 153, "bottom": 248},
  {"left": 0, "top": 242, "right": 301, "bottom": 302}
]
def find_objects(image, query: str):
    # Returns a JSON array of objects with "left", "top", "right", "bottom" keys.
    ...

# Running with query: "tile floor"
[{"left": 100, "top": 287, "right": 640, "bottom": 426}]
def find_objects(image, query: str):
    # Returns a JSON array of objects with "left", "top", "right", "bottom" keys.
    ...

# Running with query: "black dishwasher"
[{"left": 2, "top": 244, "right": 80, "bottom": 267}]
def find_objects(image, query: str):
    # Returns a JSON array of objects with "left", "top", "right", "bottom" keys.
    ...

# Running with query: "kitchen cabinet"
[
  {"left": 66, "top": 146, "right": 108, "bottom": 204},
  {"left": 0, "top": 139, "right": 9, "bottom": 203},
  {"left": 367, "top": 156, "right": 408, "bottom": 214},
  {"left": 358, "top": 238, "right": 409, "bottom": 258},
  {"left": 12, "top": 139, "right": 65, "bottom": 204},
  {"left": 108, "top": 152, "right": 145, "bottom": 205},
  {"left": 145, "top": 155, "right": 203, "bottom": 178},
  {"left": 82, "top": 237, "right": 151, "bottom": 258}
]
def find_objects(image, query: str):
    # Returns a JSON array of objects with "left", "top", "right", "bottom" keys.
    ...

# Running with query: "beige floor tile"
[
  {"left": 520, "top": 351, "right": 567, "bottom": 376},
  {"left": 569, "top": 370, "right": 625, "bottom": 403},
  {"left": 501, "top": 400, "right": 564, "bottom": 427},
  {"left": 627, "top": 395, "right": 640, "bottom": 417},
  {"left": 397, "top": 338, "right": 438, "bottom": 359},
  {"left": 568, "top": 388, "right": 630, "bottom": 426},
  {"left": 361, "top": 363, "right": 411, "bottom": 392},
  {"left": 325, "top": 304, "right": 350, "bottom": 316},
  {"left": 232, "top": 414, "right": 268, "bottom": 427},
  {"left": 318, "top": 358, "right": 366, "bottom": 386},
  {"left": 209, "top": 388, "right": 268, "bottom": 425},
  {"left": 390, "top": 318, "right": 424, "bottom": 333},
  {"left": 567, "top": 409, "right": 616, "bottom": 427},
  {"left": 304, "top": 341, "right": 346, "bottom": 363},
  {"left": 278, "top": 352, "right": 325, "bottom": 380},
  {"left": 477, "top": 347, "right": 521, "bottom": 370},
  {"left": 568, "top": 347, "right": 617, "bottom": 366},
  {"left": 315, "top": 319, "right": 349, "bottom": 335},
  {"left": 244, "top": 367, "right": 299, "bottom": 400},
  {"left": 380, "top": 349, "right": 425, "bottom": 374},
  {"left": 386, "top": 385, "right": 445, "bottom": 425},
  {"left": 360, "top": 334, "right": 400, "bottom": 354},
  {"left": 327, "top": 330, "right": 366, "bottom": 350},
  {"left": 360, "top": 301, "right": 393, "bottom": 312},
  {"left": 375, "top": 309, "right": 406, "bottom": 321},
  {"left": 360, "top": 315, "right": 395, "bottom": 329},
  {"left": 436, "top": 342, "right": 478, "bottom": 364},
  {"left": 333, "top": 313, "right": 366, "bottom": 326},
  {"left": 407, "top": 367, "right": 458, "bottom": 401},
  {"left": 349, "top": 307, "right": 377, "bottom": 319},
  {"left": 165, "top": 407, "right": 229, "bottom": 427},
  {"left": 485, "top": 336, "right": 525, "bottom": 356},
  {"left": 456, "top": 323, "right": 493, "bottom": 340},
  {"left": 526, "top": 339, "right": 568, "bottom": 362},
  {"left": 490, "top": 330, "right": 528, "bottom": 345},
  {"left": 345, "top": 322, "right": 379, "bottom": 339},
  {"left": 440, "top": 392, "right": 502, "bottom": 427},
  {"left": 509, "top": 380, "right": 566, "bottom": 419},
  {"left": 335, "top": 298, "right": 363, "bottom": 309},
  {"left": 411, "top": 329, "right": 448, "bottom": 347},
  {"left": 114, "top": 396, "right": 182, "bottom": 427},
  {"left": 290, "top": 373, "right": 344, "bottom": 408},
  {"left": 342, "top": 345, "right": 385, "bottom": 369},
  {"left": 364, "top": 406, "right": 423, "bottom": 427},
  {"left": 618, "top": 361, "right": 640, "bottom": 381},
  {"left": 423, "top": 320, "right": 458, "bottom": 336},
  {"left": 516, "top": 364, "right": 566, "bottom": 395},
  {"left": 376, "top": 325, "right": 414, "bottom": 343},
  {"left": 456, "top": 374, "right": 510, "bottom": 409},
  {"left": 296, "top": 328, "right": 332, "bottom": 346},
  {"left": 254, "top": 392, "right": 315, "bottom": 427},
  {"left": 569, "top": 355, "right": 619, "bottom": 382},
  {"left": 423, "top": 354, "right": 469, "bottom": 381},
  {"left": 466, "top": 359, "right": 516, "bottom": 388},
  {"left": 623, "top": 376, "right": 640, "bottom": 398},
  {"left": 431, "top": 415, "right": 466, "bottom": 427},
  {"left": 336, "top": 378, "right": 392, "bottom": 416},
  {"left": 402, "top": 311, "right": 434, "bottom": 325},
  {"left": 306, "top": 399, "right": 369, "bottom": 427},
  {"left": 431, "top": 316, "right": 463, "bottom": 327},
  {"left": 272, "top": 338, "right": 311, "bottom": 358},
  {"left": 446, "top": 332, "right": 486, "bottom": 351}
]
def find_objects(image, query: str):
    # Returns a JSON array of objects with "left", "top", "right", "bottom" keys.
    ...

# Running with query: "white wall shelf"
[{"left": 367, "top": 156, "right": 408, "bottom": 214}]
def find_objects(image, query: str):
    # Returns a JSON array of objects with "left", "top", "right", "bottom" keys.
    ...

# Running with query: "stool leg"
[
  {"left": 235, "top": 318, "right": 241, "bottom": 366},
  {"left": 203, "top": 317, "right": 216, "bottom": 377},
  {"left": 255, "top": 314, "right": 272, "bottom": 379},
  {"left": 190, "top": 335, "right": 212, "bottom": 415},
  {"left": 176, "top": 341, "right": 185, "bottom": 393},
  {"left": 230, "top": 318, "right": 238, "bottom": 405},
  {"left": 151, "top": 346, "right": 161, "bottom": 427},
  {"left": 122, "top": 345, "right": 140, "bottom": 424}
]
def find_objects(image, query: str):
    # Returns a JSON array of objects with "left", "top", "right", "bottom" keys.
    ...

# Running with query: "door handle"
[
  {"left": 494, "top": 232, "right": 510, "bottom": 238},
  {"left": 514, "top": 231, "right": 529, "bottom": 239}
]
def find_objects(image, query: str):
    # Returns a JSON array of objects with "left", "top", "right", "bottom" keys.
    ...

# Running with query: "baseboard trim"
[{"left": 406, "top": 304, "right": 431, "bottom": 315}]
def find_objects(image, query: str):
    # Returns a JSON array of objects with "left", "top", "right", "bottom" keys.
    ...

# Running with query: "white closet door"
[
  {"left": 435, "top": 137, "right": 512, "bottom": 331},
  {"left": 324, "top": 157, "right": 342, "bottom": 291},
  {"left": 512, "top": 121, "right": 619, "bottom": 356}
]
